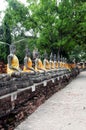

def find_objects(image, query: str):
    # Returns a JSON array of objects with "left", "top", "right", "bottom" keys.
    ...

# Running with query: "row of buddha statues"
[{"left": 7, "top": 44, "right": 73, "bottom": 75}]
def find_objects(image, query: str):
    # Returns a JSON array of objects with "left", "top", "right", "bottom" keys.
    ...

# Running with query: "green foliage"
[
  {"left": 0, "top": 44, "right": 8, "bottom": 63},
  {"left": 0, "top": 0, "right": 86, "bottom": 63},
  {"left": 0, "top": 24, "right": 10, "bottom": 63},
  {"left": 0, "top": 0, "right": 29, "bottom": 62},
  {"left": 15, "top": 37, "right": 36, "bottom": 63},
  {"left": 69, "top": 45, "right": 86, "bottom": 62},
  {"left": 5, "top": 0, "right": 28, "bottom": 27}
]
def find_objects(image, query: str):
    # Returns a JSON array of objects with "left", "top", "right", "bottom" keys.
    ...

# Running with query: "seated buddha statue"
[
  {"left": 49, "top": 53, "right": 55, "bottom": 70},
  {"left": 54, "top": 54, "right": 58, "bottom": 69},
  {"left": 62, "top": 57, "right": 65, "bottom": 68},
  {"left": 64, "top": 58, "right": 69, "bottom": 69},
  {"left": 63, "top": 57, "right": 66, "bottom": 68},
  {"left": 23, "top": 47, "right": 36, "bottom": 74},
  {"left": 60, "top": 56, "right": 63, "bottom": 68},
  {"left": 66, "top": 62, "right": 71, "bottom": 70},
  {"left": 43, "top": 51, "right": 50, "bottom": 70},
  {"left": 35, "top": 51, "right": 46, "bottom": 73},
  {"left": 72, "top": 59, "right": 76, "bottom": 68},
  {"left": 7, "top": 44, "right": 22, "bottom": 74},
  {"left": 57, "top": 52, "right": 60, "bottom": 68},
  {"left": 63, "top": 58, "right": 70, "bottom": 70}
]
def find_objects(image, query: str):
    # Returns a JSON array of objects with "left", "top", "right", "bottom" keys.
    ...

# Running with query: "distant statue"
[
  {"left": 60, "top": 55, "right": 63, "bottom": 68},
  {"left": 23, "top": 46, "right": 36, "bottom": 74},
  {"left": 54, "top": 54, "right": 58, "bottom": 69},
  {"left": 57, "top": 51, "right": 60, "bottom": 68},
  {"left": 7, "top": 44, "right": 22, "bottom": 74},
  {"left": 65, "top": 58, "right": 71, "bottom": 70},
  {"left": 62, "top": 57, "right": 65, "bottom": 68},
  {"left": 64, "top": 57, "right": 69, "bottom": 69},
  {"left": 35, "top": 50, "right": 46, "bottom": 73},
  {"left": 43, "top": 51, "right": 50, "bottom": 70},
  {"left": 49, "top": 53, "right": 55, "bottom": 69},
  {"left": 72, "top": 58, "right": 76, "bottom": 68},
  {"left": 33, "top": 47, "right": 38, "bottom": 60},
  {"left": 32, "top": 47, "right": 38, "bottom": 68},
  {"left": 64, "top": 58, "right": 67, "bottom": 68}
]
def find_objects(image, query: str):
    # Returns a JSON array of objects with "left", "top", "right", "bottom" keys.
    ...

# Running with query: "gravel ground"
[{"left": 15, "top": 71, "right": 86, "bottom": 130}]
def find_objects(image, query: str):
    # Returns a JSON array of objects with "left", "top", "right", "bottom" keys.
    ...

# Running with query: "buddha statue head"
[
  {"left": 34, "top": 49, "right": 40, "bottom": 59},
  {"left": 62, "top": 57, "right": 65, "bottom": 63},
  {"left": 37, "top": 52, "right": 40, "bottom": 59},
  {"left": 10, "top": 44, "right": 16, "bottom": 55},
  {"left": 54, "top": 54, "right": 57, "bottom": 61},
  {"left": 44, "top": 50, "right": 48, "bottom": 59},
  {"left": 33, "top": 47, "right": 38, "bottom": 59},
  {"left": 57, "top": 50, "right": 60, "bottom": 62},
  {"left": 25, "top": 45, "right": 31, "bottom": 57},
  {"left": 64, "top": 58, "right": 67, "bottom": 63},
  {"left": 50, "top": 52, "right": 53, "bottom": 61},
  {"left": 61, "top": 55, "right": 63, "bottom": 62}
]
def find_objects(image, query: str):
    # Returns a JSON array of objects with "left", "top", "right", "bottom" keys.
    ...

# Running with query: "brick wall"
[
  {"left": 0, "top": 62, "right": 7, "bottom": 73},
  {"left": 0, "top": 69, "right": 79, "bottom": 129}
]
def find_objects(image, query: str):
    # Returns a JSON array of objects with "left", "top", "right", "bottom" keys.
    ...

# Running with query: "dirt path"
[{"left": 15, "top": 71, "right": 86, "bottom": 130}]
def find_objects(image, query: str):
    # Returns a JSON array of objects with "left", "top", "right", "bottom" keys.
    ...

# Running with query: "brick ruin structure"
[
  {"left": 0, "top": 62, "right": 7, "bottom": 74},
  {"left": 0, "top": 68, "right": 79, "bottom": 130}
]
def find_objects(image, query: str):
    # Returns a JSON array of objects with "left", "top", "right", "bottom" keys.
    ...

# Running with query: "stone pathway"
[{"left": 15, "top": 71, "right": 86, "bottom": 130}]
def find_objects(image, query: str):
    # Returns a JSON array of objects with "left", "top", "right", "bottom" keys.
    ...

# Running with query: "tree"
[
  {"left": 0, "top": 0, "right": 86, "bottom": 63},
  {"left": 0, "top": 0, "right": 29, "bottom": 62}
]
